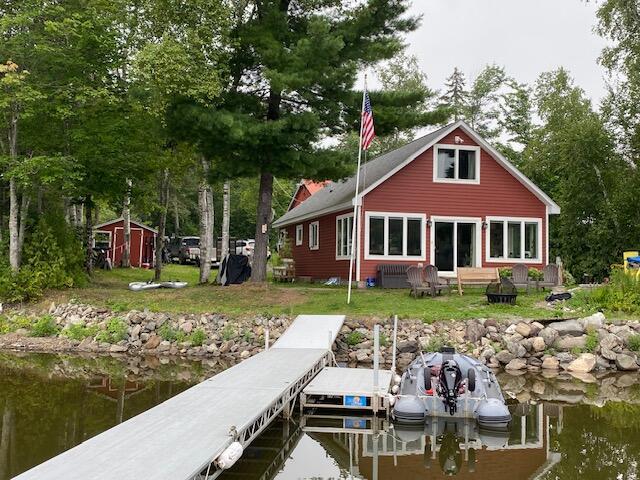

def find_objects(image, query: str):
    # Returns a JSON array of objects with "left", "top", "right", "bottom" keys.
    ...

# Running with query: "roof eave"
[{"left": 273, "top": 201, "right": 353, "bottom": 228}]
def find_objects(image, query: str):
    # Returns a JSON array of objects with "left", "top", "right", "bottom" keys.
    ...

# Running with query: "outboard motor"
[{"left": 438, "top": 360, "right": 462, "bottom": 415}]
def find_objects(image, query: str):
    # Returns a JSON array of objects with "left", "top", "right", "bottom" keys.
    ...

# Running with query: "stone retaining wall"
[{"left": 1, "top": 303, "right": 639, "bottom": 375}]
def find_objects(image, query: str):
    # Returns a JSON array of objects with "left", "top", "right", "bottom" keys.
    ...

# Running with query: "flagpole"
[{"left": 347, "top": 76, "right": 367, "bottom": 305}]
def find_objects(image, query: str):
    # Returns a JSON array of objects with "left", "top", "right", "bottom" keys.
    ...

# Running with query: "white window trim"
[
  {"left": 295, "top": 224, "right": 303, "bottom": 246},
  {"left": 429, "top": 216, "right": 482, "bottom": 276},
  {"left": 309, "top": 221, "right": 319, "bottom": 250},
  {"left": 335, "top": 213, "right": 354, "bottom": 261},
  {"left": 433, "top": 144, "right": 481, "bottom": 185},
  {"left": 364, "top": 211, "right": 427, "bottom": 261},
  {"left": 485, "top": 216, "right": 543, "bottom": 264}
]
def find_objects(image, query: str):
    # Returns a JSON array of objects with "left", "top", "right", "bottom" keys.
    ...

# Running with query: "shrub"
[
  {"left": 528, "top": 268, "right": 544, "bottom": 281},
  {"left": 30, "top": 315, "right": 59, "bottom": 337},
  {"left": 379, "top": 332, "right": 390, "bottom": 347},
  {"left": 582, "top": 268, "right": 640, "bottom": 314},
  {"left": 0, "top": 315, "right": 32, "bottom": 334},
  {"left": 628, "top": 335, "right": 640, "bottom": 352},
  {"left": 62, "top": 322, "right": 99, "bottom": 341},
  {"left": 159, "top": 323, "right": 178, "bottom": 342},
  {"left": 221, "top": 325, "right": 235, "bottom": 341},
  {"left": 584, "top": 330, "right": 599, "bottom": 353},
  {"left": 571, "top": 346, "right": 584, "bottom": 356},
  {"left": 346, "top": 331, "right": 364, "bottom": 346},
  {"left": 190, "top": 329, "right": 207, "bottom": 347},
  {"left": 424, "top": 335, "right": 445, "bottom": 352},
  {"left": 95, "top": 318, "right": 128, "bottom": 344},
  {"left": 498, "top": 267, "right": 511, "bottom": 279}
]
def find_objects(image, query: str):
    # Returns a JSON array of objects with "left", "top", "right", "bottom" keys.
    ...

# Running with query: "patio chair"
[
  {"left": 510, "top": 263, "right": 533, "bottom": 293},
  {"left": 537, "top": 264, "right": 560, "bottom": 290},
  {"left": 424, "top": 265, "right": 451, "bottom": 297},
  {"left": 407, "top": 265, "right": 429, "bottom": 298}
]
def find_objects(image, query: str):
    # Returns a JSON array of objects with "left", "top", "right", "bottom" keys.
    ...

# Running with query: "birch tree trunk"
[
  {"left": 121, "top": 179, "right": 132, "bottom": 268},
  {"left": 8, "top": 106, "right": 19, "bottom": 272},
  {"left": 154, "top": 169, "right": 170, "bottom": 281},
  {"left": 198, "top": 157, "right": 214, "bottom": 283},
  {"left": 84, "top": 197, "right": 94, "bottom": 274},
  {"left": 221, "top": 180, "right": 230, "bottom": 259},
  {"left": 251, "top": 171, "right": 273, "bottom": 282},
  {"left": 173, "top": 194, "right": 180, "bottom": 234},
  {"left": 17, "top": 193, "right": 29, "bottom": 267}
]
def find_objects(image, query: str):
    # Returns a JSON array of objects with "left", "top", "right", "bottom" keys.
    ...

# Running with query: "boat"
[
  {"left": 128, "top": 281, "right": 162, "bottom": 291},
  {"left": 159, "top": 280, "right": 188, "bottom": 289},
  {"left": 392, "top": 347, "right": 511, "bottom": 429}
]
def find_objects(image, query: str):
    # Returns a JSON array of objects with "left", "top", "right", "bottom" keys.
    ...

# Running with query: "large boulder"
[
  {"left": 466, "top": 321, "right": 486, "bottom": 343},
  {"left": 144, "top": 334, "right": 162, "bottom": 350},
  {"left": 505, "top": 358, "right": 527, "bottom": 371},
  {"left": 495, "top": 350, "right": 515, "bottom": 364},
  {"left": 577, "top": 312, "right": 605, "bottom": 331},
  {"left": 506, "top": 340, "right": 527, "bottom": 358},
  {"left": 515, "top": 323, "right": 532, "bottom": 338},
  {"left": 540, "top": 327, "right": 559, "bottom": 347},
  {"left": 397, "top": 340, "right": 419, "bottom": 354},
  {"left": 567, "top": 353, "right": 597, "bottom": 373},
  {"left": 555, "top": 335, "right": 587, "bottom": 351},
  {"left": 548, "top": 320, "right": 584, "bottom": 336},
  {"left": 615, "top": 353, "right": 639, "bottom": 371},
  {"left": 541, "top": 357, "right": 560, "bottom": 370},
  {"left": 532, "top": 337, "right": 546, "bottom": 352}
]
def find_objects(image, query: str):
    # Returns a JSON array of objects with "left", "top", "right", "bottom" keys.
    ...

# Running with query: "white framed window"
[
  {"left": 433, "top": 145, "right": 481, "bottom": 184},
  {"left": 336, "top": 213, "right": 353, "bottom": 260},
  {"left": 486, "top": 217, "right": 542, "bottom": 263},
  {"left": 295, "top": 224, "right": 303, "bottom": 246},
  {"left": 429, "top": 216, "right": 482, "bottom": 275},
  {"left": 309, "top": 221, "right": 319, "bottom": 250},
  {"left": 364, "top": 212, "right": 426, "bottom": 261}
]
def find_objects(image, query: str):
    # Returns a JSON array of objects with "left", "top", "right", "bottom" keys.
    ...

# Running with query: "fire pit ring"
[{"left": 486, "top": 278, "right": 518, "bottom": 305}]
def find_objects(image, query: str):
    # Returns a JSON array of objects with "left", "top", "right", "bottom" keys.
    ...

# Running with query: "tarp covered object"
[{"left": 218, "top": 254, "right": 252, "bottom": 286}]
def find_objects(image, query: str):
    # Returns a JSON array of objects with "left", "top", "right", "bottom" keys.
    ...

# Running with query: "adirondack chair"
[
  {"left": 407, "top": 265, "right": 429, "bottom": 298},
  {"left": 510, "top": 263, "right": 532, "bottom": 293},
  {"left": 424, "top": 265, "right": 451, "bottom": 297},
  {"left": 537, "top": 264, "right": 560, "bottom": 290}
]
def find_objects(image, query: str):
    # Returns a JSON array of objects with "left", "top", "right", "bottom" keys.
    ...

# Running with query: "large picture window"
[
  {"left": 365, "top": 212, "right": 426, "bottom": 260},
  {"left": 336, "top": 214, "right": 353, "bottom": 259},
  {"left": 487, "top": 218, "right": 541, "bottom": 262},
  {"left": 434, "top": 145, "right": 480, "bottom": 183}
]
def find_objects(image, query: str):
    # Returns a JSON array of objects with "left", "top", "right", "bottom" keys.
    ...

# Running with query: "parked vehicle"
[
  {"left": 235, "top": 239, "right": 271, "bottom": 259},
  {"left": 167, "top": 236, "right": 201, "bottom": 265}
]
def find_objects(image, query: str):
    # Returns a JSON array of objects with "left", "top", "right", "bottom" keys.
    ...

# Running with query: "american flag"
[{"left": 361, "top": 91, "right": 375, "bottom": 150}]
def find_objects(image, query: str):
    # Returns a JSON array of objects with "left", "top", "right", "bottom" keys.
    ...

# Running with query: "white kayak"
[
  {"left": 128, "top": 281, "right": 162, "bottom": 291},
  {"left": 160, "top": 281, "right": 188, "bottom": 289}
]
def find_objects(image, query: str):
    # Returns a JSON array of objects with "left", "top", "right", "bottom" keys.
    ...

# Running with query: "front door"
[{"left": 433, "top": 219, "right": 480, "bottom": 274}]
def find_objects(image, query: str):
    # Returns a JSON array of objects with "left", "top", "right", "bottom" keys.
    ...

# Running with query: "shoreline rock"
[{"left": 1, "top": 303, "right": 639, "bottom": 373}]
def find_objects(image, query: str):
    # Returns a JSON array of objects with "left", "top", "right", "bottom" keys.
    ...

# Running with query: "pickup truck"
[{"left": 167, "top": 236, "right": 219, "bottom": 266}]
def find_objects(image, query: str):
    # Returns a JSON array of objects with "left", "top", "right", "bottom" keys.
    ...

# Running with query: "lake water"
[{"left": 1, "top": 352, "right": 639, "bottom": 480}]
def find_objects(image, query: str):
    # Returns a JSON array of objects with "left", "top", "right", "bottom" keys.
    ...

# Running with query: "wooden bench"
[
  {"left": 273, "top": 259, "right": 295, "bottom": 282},
  {"left": 456, "top": 267, "right": 500, "bottom": 295},
  {"left": 377, "top": 264, "right": 410, "bottom": 289}
]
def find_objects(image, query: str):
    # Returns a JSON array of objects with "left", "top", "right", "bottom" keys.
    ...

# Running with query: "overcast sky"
[{"left": 397, "top": 0, "right": 608, "bottom": 104}]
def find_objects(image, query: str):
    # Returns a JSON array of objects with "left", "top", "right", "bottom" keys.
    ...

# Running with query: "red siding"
[
  {"left": 286, "top": 209, "right": 352, "bottom": 280},
  {"left": 287, "top": 127, "right": 549, "bottom": 281},
  {"left": 289, "top": 186, "right": 312, "bottom": 210},
  {"left": 95, "top": 220, "right": 156, "bottom": 268}
]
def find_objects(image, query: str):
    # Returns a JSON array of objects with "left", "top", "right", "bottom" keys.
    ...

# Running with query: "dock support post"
[
  {"left": 265, "top": 328, "right": 270, "bottom": 350},
  {"left": 373, "top": 324, "right": 380, "bottom": 414},
  {"left": 391, "top": 315, "right": 398, "bottom": 374}
]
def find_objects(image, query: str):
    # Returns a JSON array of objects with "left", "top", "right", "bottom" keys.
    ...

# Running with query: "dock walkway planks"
[{"left": 14, "top": 314, "right": 345, "bottom": 480}]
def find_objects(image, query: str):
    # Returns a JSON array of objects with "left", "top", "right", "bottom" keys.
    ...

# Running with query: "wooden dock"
[{"left": 13, "top": 314, "right": 345, "bottom": 480}]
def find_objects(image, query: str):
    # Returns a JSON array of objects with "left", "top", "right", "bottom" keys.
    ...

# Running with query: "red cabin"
[
  {"left": 273, "top": 121, "right": 560, "bottom": 283},
  {"left": 93, "top": 218, "right": 157, "bottom": 268}
]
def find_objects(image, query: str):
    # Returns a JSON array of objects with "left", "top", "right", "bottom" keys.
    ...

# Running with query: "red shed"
[
  {"left": 273, "top": 121, "right": 561, "bottom": 282},
  {"left": 93, "top": 218, "right": 157, "bottom": 268}
]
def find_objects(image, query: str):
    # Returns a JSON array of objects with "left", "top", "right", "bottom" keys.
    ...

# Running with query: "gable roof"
[
  {"left": 287, "top": 179, "right": 332, "bottom": 211},
  {"left": 273, "top": 121, "right": 560, "bottom": 228},
  {"left": 94, "top": 217, "right": 158, "bottom": 234}
]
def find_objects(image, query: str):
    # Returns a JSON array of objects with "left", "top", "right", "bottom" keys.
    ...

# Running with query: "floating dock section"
[{"left": 13, "top": 314, "right": 345, "bottom": 480}]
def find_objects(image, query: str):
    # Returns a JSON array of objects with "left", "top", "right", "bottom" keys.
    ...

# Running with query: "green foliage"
[
  {"left": 528, "top": 268, "right": 544, "bottom": 281},
  {"left": 61, "top": 323, "right": 99, "bottom": 341},
  {"left": 345, "top": 331, "right": 364, "bottom": 346},
  {"left": 424, "top": 335, "right": 445, "bottom": 353},
  {"left": 583, "top": 268, "right": 640, "bottom": 314},
  {"left": 627, "top": 335, "right": 640, "bottom": 353},
  {"left": 585, "top": 330, "right": 599, "bottom": 353},
  {"left": 158, "top": 323, "right": 186, "bottom": 343},
  {"left": 221, "top": 325, "right": 235, "bottom": 341},
  {"left": 0, "top": 315, "right": 32, "bottom": 334},
  {"left": 30, "top": 315, "right": 59, "bottom": 337},
  {"left": 379, "top": 332, "right": 390, "bottom": 348},
  {"left": 190, "top": 328, "right": 207, "bottom": 347},
  {"left": 571, "top": 346, "right": 584, "bottom": 356},
  {"left": 95, "top": 318, "right": 128, "bottom": 344}
]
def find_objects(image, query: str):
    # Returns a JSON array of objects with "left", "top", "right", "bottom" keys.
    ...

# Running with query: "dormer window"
[{"left": 434, "top": 145, "right": 480, "bottom": 183}]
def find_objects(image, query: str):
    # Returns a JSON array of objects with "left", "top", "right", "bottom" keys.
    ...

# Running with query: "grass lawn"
[{"left": 37, "top": 265, "right": 585, "bottom": 322}]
